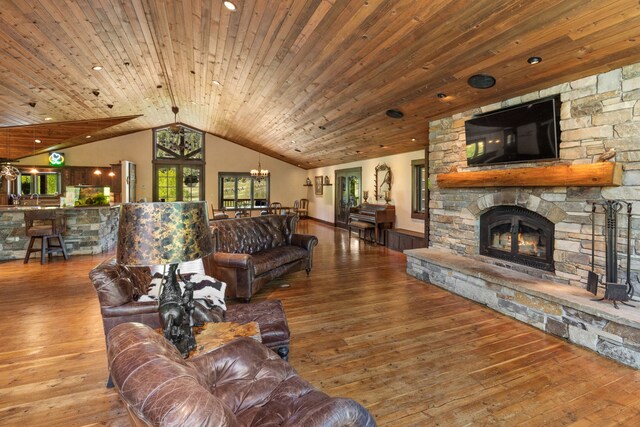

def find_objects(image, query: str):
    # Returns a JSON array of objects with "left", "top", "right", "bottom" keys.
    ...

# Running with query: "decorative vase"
[{"left": 363, "top": 190, "right": 369, "bottom": 203}]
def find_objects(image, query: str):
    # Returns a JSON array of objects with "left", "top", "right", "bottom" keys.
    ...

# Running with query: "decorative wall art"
[{"left": 314, "top": 176, "right": 324, "bottom": 196}]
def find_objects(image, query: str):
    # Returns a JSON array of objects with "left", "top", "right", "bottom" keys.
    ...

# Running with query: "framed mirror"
[{"left": 374, "top": 163, "right": 392, "bottom": 201}]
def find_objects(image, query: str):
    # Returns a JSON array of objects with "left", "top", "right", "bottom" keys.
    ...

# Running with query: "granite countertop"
[{"left": 0, "top": 204, "right": 121, "bottom": 211}]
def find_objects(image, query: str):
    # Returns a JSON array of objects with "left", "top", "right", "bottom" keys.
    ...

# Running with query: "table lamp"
[{"left": 116, "top": 201, "right": 213, "bottom": 357}]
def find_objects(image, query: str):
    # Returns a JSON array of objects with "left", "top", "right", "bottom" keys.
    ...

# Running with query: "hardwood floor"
[{"left": 2, "top": 220, "right": 640, "bottom": 426}]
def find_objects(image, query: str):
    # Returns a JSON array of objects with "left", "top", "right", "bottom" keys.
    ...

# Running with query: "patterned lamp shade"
[{"left": 117, "top": 201, "right": 213, "bottom": 266}]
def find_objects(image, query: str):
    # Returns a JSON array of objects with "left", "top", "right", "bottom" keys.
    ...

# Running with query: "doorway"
[{"left": 334, "top": 167, "right": 361, "bottom": 229}]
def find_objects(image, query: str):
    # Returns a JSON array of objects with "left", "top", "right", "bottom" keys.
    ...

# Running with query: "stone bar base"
[
  {"left": 406, "top": 248, "right": 640, "bottom": 369},
  {"left": 0, "top": 205, "right": 120, "bottom": 261}
]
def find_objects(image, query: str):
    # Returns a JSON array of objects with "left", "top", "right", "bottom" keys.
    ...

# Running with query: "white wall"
[
  {"left": 305, "top": 149, "right": 426, "bottom": 232},
  {"left": 21, "top": 130, "right": 307, "bottom": 209},
  {"left": 204, "top": 134, "right": 308, "bottom": 207}
]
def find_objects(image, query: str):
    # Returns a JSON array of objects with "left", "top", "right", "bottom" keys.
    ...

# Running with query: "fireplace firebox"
[{"left": 480, "top": 206, "right": 554, "bottom": 271}]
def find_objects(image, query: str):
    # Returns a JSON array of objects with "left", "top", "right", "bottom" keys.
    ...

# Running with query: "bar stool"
[{"left": 23, "top": 210, "right": 69, "bottom": 264}]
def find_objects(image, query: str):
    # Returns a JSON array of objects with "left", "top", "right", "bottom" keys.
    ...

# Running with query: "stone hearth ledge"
[{"left": 406, "top": 247, "right": 640, "bottom": 369}]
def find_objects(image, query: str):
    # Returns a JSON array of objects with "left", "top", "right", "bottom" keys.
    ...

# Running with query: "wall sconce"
[{"left": 93, "top": 169, "right": 102, "bottom": 175}]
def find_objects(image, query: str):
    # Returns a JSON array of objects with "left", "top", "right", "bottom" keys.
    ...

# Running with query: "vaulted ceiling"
[{"left": 1, "top": 0, "right": 640, "bottom": 168}]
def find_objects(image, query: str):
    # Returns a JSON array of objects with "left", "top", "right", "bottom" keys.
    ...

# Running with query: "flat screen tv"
[{"left": 465, "top": 95, "right": 561, "bottom": 166}]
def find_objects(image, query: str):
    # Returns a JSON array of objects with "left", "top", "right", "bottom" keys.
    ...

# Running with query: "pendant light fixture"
[
  {"left": 250, "top": 153, "right": 269, "bottom": 181},
  {"left": 29, "top": 133, "right": 39, "bottom": 174},
  {"left": 159, "top": 106, "right": 199, "bottom": 154}
]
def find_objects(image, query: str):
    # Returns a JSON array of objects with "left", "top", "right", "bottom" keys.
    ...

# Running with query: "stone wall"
[{"left": 429, "top": 61, "right": 640, "bottom": 292}]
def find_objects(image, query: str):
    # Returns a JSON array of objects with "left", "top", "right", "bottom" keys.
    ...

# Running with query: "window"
[
  {"left": 411, "top": 159, "right": 426, "bottom": 220},
  {"left": 19, "top": 171, "right": 61, "bottom": 196},
  {"left": 152, "top": 125, "right": 205, "bottom": 201},
  {"left": 218, "top": 173, "right": 269, "bottom": 209}
]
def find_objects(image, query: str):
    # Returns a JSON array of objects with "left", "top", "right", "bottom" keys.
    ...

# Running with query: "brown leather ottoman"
[{"left": 225, "top": 299, "right": 291, "bottom": 360}]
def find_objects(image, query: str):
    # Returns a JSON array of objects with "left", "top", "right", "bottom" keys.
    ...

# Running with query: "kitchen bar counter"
[{"left": 0, "top": 205, "right": 120, "bottom": 261}]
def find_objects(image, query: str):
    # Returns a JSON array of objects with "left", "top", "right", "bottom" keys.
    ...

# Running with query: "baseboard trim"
[{"left": 307, "top": 216, "right": 335, "bottom": 227}]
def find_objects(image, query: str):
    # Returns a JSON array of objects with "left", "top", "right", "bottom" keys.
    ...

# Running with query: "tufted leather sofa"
[
  {"left": 205, "top": 214, "right": 318, "bottom": 302},
  {"left": 108, "top": 322, "right": 377, "bottom": 426},
  {"left": 90, "top": 257, "right": 292, "bottom": 385}
]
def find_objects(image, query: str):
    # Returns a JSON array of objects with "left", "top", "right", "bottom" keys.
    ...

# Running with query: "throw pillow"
[{"left": 140, "top": 273, "right": 227, "bottom": 311}]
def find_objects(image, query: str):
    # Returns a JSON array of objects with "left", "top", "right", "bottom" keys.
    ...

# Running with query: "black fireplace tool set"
[{"left": 588, "top": 200, "right": 635, "bottom": 308}]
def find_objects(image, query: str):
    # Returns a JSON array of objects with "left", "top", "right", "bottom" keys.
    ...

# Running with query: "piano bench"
[{"left": 348, "top": 221, "right": 375, "bottom": 243}]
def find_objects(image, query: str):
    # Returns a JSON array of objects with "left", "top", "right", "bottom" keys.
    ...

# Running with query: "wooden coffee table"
[{"left": 189, "top": 321, "right": 261, "bottom": 358}]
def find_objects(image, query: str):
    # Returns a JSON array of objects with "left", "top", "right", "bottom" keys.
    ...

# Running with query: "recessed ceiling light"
[
  {"left": 527, "top": 56, "right": 542, "bottom": 65},
  {"left": 34, "top": 139, "right": 41, "bottom": 143},
  {"left": 213, "top": 80, "right": 221, "bottom": 86},
  {"left": 411, "top": 138, "right": 416, "bottom": 142},
  {"left": 44, "top": 117, "right": 52, "bottom": 121},
  {"left": 468, "top": 74, "right": 496, "bottom": 89},
  {"left": 92, "top": 65, "right": 103, "bottom": 71},
  {"left": 437, "top": 93, "right": 447, "bottom": 99},
  {"left": 223, "top": 1, "right": 236, "bottom": 11},
  {"left": 291, "top": 140, "right": 295, "bottom": 143},
  {"left": 86, "top": 135, "right": 92, "bottom": 139}
]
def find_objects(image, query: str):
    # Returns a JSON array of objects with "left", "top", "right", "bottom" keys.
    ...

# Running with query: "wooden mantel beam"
[{"left": 436, "top": 162, "right": 622, "bottom": 188}]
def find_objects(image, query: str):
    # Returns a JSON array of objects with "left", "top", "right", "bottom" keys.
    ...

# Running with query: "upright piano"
[{"left": 349, "top": 203, "right": 395, "bottom": 245}]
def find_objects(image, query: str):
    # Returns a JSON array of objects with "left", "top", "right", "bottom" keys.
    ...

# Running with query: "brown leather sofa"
[
  {"left": 205, "top": 214, "right": 318, "bottom": 302},
  {"left": 108, "top": 322, "right": 377, "bottom": 426},
  {"left": 90, "top": 257, "right": 292, "bottom": 385}
]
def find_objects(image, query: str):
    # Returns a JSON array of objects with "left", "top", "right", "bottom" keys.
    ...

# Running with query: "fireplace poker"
[
  {"left": 625, "top": 202, "right": 634, "bottom": 300},
  {"left": 587, "top": 203, "right": 599, "bottom": 295}
]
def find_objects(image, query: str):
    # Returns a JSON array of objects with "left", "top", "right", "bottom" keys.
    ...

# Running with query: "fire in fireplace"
[{"left": 480, "top": 206, "right": 554, "bottom": 271}]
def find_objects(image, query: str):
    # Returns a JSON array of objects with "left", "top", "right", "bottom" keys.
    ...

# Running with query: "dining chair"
[
  {"left": 298, "top": 199, "right": 309, "bottom": 218},
  {"left": 211, "top": 203, "right": 229, "bottom": 220},
  {"left": 269, "top": 202, "right": 283, "bottom": 215}
]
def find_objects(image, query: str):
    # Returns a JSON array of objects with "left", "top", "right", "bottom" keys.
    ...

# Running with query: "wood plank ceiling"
[{"left": 1, "top": 0, "right": 640, "bottom": 168}]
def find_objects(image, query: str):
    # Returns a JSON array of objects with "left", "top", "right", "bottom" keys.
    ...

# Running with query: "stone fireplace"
[
  {"left": 480, "top": 206, "right": 554, "bottom": 272},
  {"left": 405, "top": 61, "right": 640, "bottom": 369}
]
